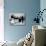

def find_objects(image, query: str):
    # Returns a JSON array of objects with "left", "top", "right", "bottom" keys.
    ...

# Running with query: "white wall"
[{"left": 0, "top": 0, "right": 4, "bottom": 42}]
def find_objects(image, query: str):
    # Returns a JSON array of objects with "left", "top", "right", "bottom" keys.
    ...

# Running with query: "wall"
[
  {"left": 4, "top": 0, "right": 40, "bottom": 42},
  {"left": 0, "top": 0, "right": 4, "bottom": 42},
  {"left": 40, "top": 0, "right": 46, "bottom": 45},
  {"left": 40, "top": 0, "right": 46, "bottom": 27}
]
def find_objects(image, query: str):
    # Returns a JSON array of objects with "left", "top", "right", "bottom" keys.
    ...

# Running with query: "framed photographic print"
[{"left": 9, "top": 13, "right": 26, "bottom": 26}]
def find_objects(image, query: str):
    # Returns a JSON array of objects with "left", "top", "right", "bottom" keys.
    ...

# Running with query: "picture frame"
[{"left": 9, "top": 13, "right": 26, "bottom": 26}]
